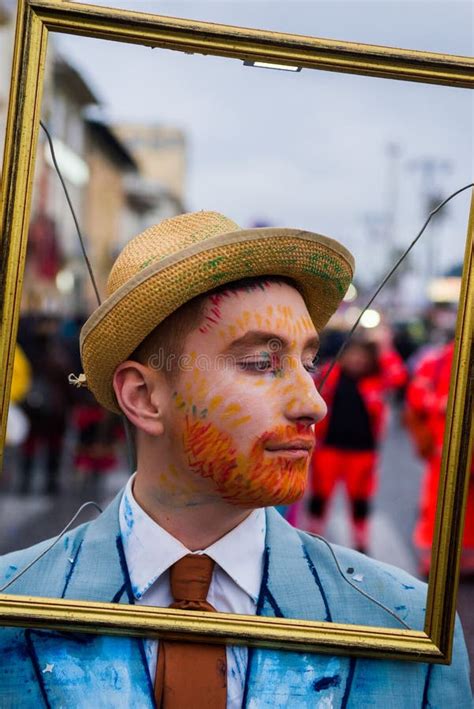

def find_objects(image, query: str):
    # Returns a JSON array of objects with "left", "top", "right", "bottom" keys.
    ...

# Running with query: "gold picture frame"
[{"left": 0, "top": 0, "right": 473, "bottom": 663}]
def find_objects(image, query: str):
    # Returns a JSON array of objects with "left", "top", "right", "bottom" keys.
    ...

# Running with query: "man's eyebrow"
[{"left": 224, "top": 330, "right": 320, "bottom": 352}]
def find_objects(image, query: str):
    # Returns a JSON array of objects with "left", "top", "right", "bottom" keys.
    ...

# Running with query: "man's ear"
[{"left": 113, "top": 361, "right": 165, "bottom": 437}]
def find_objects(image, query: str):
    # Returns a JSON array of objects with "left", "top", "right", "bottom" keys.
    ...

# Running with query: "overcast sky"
[{"left": 53, "top": 1, "right": 473, "bottom": 289}]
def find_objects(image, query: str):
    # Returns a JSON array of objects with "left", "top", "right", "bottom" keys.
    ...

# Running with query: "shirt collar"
[
  {"left": 119, "top": 474, "right": 266, "bottom": 603},
  {"left": 205, "top": 504, "right": 265, "bottom": 604}
]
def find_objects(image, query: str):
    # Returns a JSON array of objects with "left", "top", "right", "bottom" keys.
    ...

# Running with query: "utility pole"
[
  {"left": 385, "top": 143, "right": 401, "bottom": 250},
  {"left": 408, "top": 157, "right": 452, "bottom": 280},
  {"left": 361, "top": 143, "right": 402, "bottom": 312},
  {"left": 383, "top": 143, "right": 403, "bottom": 311}
]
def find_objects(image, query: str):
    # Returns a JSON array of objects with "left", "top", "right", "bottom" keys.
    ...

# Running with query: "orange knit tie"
[{"left": 154, "top": 554, "right": 227, "bottom": 708}]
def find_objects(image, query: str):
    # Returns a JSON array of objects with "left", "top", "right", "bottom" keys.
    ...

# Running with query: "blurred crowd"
[
  {"left": 5, "top": 314, "right": 124, "bottom": 497},
  {"left": 284, "top": 318, "right": 474, "bottom": 578},
  {"left": 4, "top": 312, "right": 474, "bottom": 578}
]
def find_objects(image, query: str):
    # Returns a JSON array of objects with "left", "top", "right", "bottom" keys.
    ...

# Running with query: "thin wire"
[
  {"left": 318, "top": 182, "right": 474, "bottom": 391},
  {"left": 307, "top": 532, "right": 411, "bottom": 629},
  {"left": 41, "top": 119, "right": 136, "bottom": 474},
  {"left": 39, "top": 120, "right": 102, "bottom": 307},
  {"left": 0, "top": 501, "right": 103, "bottom": 592}
]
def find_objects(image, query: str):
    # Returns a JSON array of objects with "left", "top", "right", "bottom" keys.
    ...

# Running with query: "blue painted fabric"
[{"left": 0, "top": 491, "right": 472, "bottom": 708}]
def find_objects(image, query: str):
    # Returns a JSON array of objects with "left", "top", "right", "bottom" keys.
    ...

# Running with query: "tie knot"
[{"left": 170, "top": 554, "right": 215, "bottom": 605}]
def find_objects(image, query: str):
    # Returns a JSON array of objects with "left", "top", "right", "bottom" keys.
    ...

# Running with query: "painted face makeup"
[
  {"left": 183, "top": 420, "right": 316, "bottom": 506},
  {"left": 160, "top": 281, "right": 327, "bottom": 508}
]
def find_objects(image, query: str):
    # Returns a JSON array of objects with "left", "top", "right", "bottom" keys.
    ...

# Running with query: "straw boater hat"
[{"left": 80, "top": 211, "right": 354, "bottom": 413}]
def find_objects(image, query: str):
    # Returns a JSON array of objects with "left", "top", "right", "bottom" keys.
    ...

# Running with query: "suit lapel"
[
  {"left": 27, "top": 491, "right": 155, "bottom": 708},
  {"left": 244, "top": 509, "right": 354, "bottom": 707},
  {"left": 259, "top": 508, "right": 333, "bottom": 621}
]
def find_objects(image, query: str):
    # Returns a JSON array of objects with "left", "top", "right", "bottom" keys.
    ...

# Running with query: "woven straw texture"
[
  {"left": 81, "top": 211, "right": 354, "bottom": 412},
  {"left": 107, "top": 212, "right": 241, "bottom": 296}
]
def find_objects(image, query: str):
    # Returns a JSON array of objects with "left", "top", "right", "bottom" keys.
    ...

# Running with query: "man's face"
[{"left": 157, "top": 282, "right": 327, "bottom": 508}]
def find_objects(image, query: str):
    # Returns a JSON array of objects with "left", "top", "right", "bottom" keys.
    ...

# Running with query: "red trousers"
[
  {"left": 311, "top": 446, "right": 378, "bottom": 500},
  {"left": 309, "top": 446, "right": 377, "bottom": 551}
]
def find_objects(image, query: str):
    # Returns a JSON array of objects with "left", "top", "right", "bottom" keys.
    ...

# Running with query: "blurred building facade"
[
  {"left": 0, "top": 5, "right": 187, "bottom": 316},
  {"left": 114, "top": 123, "right": 186, "bottom": 206},
  {"left": 114, "top": 123, "right": 187, "bottom": 249},
  {"left": 84, "top": 117, "right": 137, "bottom": 302},
  {"left": 22, "top": 56, "right": 98, "bottom": 313}
]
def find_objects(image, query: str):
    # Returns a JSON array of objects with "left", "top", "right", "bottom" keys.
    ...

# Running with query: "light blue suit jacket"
[{"left": 0, "top": 491, "right": 471, "bottom": 708}]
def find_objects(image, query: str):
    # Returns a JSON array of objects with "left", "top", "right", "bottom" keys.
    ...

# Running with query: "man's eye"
[
  {"left": 238, "top": 359, "right": 273, "bottom": 372},
  {"left": 304, "top": 355, "right": 320, "bottom": 373}
]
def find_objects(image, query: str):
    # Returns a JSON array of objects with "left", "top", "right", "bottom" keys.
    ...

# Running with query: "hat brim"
[{"left": 81, "top": 227, "right": 354, "bottom": 412}]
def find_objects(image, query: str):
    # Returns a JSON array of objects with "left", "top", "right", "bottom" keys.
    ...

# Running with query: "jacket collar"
[
  {"left": 260, "top": 507, "right": 333, "bottom": 621},
  {"left": 62, "top": 490, "right": 131, "bottom": 603}
]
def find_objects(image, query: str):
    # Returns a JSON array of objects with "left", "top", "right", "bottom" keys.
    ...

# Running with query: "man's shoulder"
[
  {"left": 0, "top": 521, "right": 90, "bottom": 595},
  {"left": 298, "top": 527, "right": 426, "bottom": 586},
  {"left": 0, "top": 490, "right": 124, "bottom": 597},
  {"left": 295, "top": 527, "right": 427, "bottom": 627}
]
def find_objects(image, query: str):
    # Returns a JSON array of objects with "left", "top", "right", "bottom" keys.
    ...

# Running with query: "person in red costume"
[
  {"left": 405, "top": 341, "right": 474, "bottom": 576},
  {"left": 308, "top": 336, "right": 407, "bottom": 552}
]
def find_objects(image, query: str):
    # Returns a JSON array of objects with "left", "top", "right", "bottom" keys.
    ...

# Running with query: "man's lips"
[{"left": 264, "top": 438, "right": 314, "bottom": 454}]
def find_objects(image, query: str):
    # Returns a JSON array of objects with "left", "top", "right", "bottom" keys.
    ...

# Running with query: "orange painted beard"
[{"left": 182, "top": 417, "right": 313, "bottom": 507}]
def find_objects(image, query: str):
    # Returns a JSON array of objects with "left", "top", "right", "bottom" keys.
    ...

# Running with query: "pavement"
[{"left": 0, "top": 408, "right": 472, "bottom": 667}]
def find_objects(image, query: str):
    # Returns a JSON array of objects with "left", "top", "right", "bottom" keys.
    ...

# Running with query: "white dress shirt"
[{"left": 119, "top": 476, "right": 266, "bottom": 708}]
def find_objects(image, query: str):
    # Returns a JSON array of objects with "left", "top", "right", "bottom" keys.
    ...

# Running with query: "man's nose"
[{"left": 284, "top": 369, "right": 327, "bottom": 426}]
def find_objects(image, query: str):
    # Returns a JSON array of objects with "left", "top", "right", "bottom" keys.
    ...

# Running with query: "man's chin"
[
  {"left": 221, "top": 473, "right": 307, "bottom": 508},
  {"left": 264, "top": 485, "right": 306, "bottom": 508},
  {"left": 226, "top": 490, "right": 305, "bottom": 509}
]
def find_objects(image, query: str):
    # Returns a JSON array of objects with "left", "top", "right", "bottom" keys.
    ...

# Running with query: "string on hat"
[{"left": 7, "top": 119, "right": 471, "bottom": 629}]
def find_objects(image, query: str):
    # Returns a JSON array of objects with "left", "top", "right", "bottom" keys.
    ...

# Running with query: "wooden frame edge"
[
  {"left": 0, "top": 593, "right": 445, "bottom": 662},
  {"left": 0, "top": 0, "right": 472, "bottom": 662}
]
